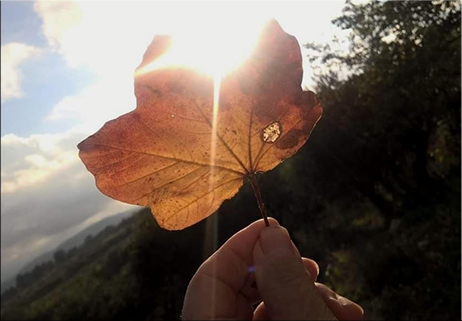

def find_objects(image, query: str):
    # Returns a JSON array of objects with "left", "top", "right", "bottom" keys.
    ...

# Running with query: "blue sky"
[
  {"left": 1, "top": 51, "right": 94, "bottom": 136},
  {"left": 1, "top": 0, "right": 350, "bottom": 284},
  {"left": 1, "top": 1, "right": 95, "bottom": 136},
  {"left": 1, "top": 1, "right": 44, "bottom": 46}
]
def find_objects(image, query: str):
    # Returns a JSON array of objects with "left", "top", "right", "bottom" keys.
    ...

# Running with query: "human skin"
[{"left": 182, "top": 218, "right": 364, "bottom": 320}]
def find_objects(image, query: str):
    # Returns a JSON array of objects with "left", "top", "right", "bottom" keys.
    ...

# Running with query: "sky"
[{"left": 1, "top": 0, "right": 351, "bottom": 283}]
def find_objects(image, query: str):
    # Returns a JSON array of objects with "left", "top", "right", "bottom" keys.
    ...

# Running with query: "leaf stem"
[{"left": 249, "top": 174, "right": 270, "bottom": 227}]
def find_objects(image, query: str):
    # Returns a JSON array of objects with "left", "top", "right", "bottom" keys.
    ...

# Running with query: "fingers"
[
  {"left": 241, "top": 256, "right": 321, "bottom": 309},
  {"left": 183, "top": 217, "right": 364, "bottom": 321},
  {"left": 252, "top": 301, "right": 269, "bottom": 321},
  {"left": 315, "top": 283, "right": 364, "bottom": 321},
  {"left": 243, "top": 256, "right": 320, "bottom": 308},
  {"left": 182, "top": 218, "right": 278, "bottom": 320},
  {"left": 253, "top": 225, "right": 336, "bottom": 320},
  {"left": 252, "top": 255, "right": 362, "bottom": 321},
  {"left": 302, "top": 257, "right": 319, "bottom": 282},
  {"left": 253, "top": 284, "right": 364, "bottom": 321}
]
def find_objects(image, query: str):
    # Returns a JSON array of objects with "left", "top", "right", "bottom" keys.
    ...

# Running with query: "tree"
[
  {"left": 53, "top": 249, "right": 66, "bottom": 264},
  {"left": 302, "top": 1, "right": 460, "bottom": 319}
]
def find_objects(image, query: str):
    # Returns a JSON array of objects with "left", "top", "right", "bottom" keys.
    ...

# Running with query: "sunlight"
[
  {"left": 131, "top": 7, "right": 269, "bottom": 189},
  {"left": 208, "top": 72, "right": 221, "bottom": 189},
  {"left": 211, "top": 73, "right": 221, "bottom": 164},
  {"left": 135, "top": 11, "right": 267, "bottom": 77}
]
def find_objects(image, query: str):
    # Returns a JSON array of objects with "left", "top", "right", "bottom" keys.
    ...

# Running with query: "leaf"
[{"left": 77, "top": 19, "right": 322, "bottom": 230}]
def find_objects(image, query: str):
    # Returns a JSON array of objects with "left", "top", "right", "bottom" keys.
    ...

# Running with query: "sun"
[
  {"left": 135, "top": 8, "right": 269, "bottom": 78},
  {"left": 132, "top": 6, "right": 271, "bottom": 194}
]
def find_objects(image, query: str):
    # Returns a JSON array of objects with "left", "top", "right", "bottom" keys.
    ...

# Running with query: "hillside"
[
  {"left": 1, "top": 211, "right": 134, "bottom": 294},
  {"left": 20, "top": 210, "right": 134, "bottom": 276},
  {"left": 0, "top": 208, "right": 210, "bottom": 320}
]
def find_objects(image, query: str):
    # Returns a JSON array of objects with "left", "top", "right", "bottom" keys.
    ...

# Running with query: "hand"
[{"left": 182, "top": 218, "right": 364, "bottom": 320}]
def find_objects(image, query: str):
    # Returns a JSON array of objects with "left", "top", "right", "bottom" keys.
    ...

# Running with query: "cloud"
[
  {"left": 45, "top": 75, "right": 136, "bottom": 135},
  {"left": 34, "top": 1, "right": 150, "bottom": 133},
  {"left": 1, "top": 131, "right": 136, "bottom": 282},
  {"left": 1, "top": 133, "right": 78, "bottom": 193},
  {"left": 1, "top": 43, "right": 41, "bottom": 103},
  {"left": 33, "top": 1, "right": 83, "bottom": 66},
  {"left": 34, "top": 1, "right": 153, "bottom": 75}
]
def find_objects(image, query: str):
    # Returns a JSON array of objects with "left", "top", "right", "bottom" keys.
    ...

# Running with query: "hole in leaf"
[{"left": 261, "top": 121, "right": 282, "bottom": 143}]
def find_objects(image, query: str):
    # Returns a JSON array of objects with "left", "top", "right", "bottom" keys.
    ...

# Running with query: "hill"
[
  {"left": 20, "top": 210, "right": 134, "bottom": 276},
  {"left": 1, "top": 210, "right": 134, "bottom": 294},
  {"left": 0, "top": 208, "right": 212, "bottom": 320}
]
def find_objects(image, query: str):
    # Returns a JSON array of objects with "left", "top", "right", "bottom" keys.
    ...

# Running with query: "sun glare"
[
  {"left": 133, "top": 8, "right": 270, "bottom": 181},
  {"left": 135, "top": 12, "right": 268, "bottom": 77}
]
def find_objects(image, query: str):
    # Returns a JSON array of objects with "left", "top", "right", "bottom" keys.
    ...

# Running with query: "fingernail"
[{"left": 260, "top": 226, "right": 296, "bottom": 258}]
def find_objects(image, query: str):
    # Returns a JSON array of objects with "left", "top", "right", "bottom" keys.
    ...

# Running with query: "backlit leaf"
[{"left": 78, "top": 20, "right": 322, "bottom": 230}]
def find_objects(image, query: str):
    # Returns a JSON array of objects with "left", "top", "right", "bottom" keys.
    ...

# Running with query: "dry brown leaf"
[{"left": 77, "top": 19, "right": 322, "bottom": 230}]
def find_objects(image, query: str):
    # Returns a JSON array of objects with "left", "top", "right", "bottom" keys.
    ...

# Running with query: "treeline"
[
  {"left": 297, "top": 1, "right": 460, "bottom": 319},
  {"left": 2, "top": 223, "right": 124, "bottom": 301}
]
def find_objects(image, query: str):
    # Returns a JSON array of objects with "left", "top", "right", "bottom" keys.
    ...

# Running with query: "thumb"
[{"left": 253, "top": 225, "right": 336, "bottom": 320}]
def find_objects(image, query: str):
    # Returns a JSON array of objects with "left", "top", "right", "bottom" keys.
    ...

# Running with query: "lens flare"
[{"left": 208, "top": 73, "right": 221, "bottom": 189}]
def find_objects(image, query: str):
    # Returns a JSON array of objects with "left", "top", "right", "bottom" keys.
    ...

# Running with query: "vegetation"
[
  {"left": 1, "top": 210, "right": 206, "bottom": 320},
  {"left": 300, "top": 1, "right": 461, "bottom": 319},
  {"left": 1, "top": 1, "right": 460, "bottom": 319}
]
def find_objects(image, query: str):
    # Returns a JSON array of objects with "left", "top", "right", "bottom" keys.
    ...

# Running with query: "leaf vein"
[
  {"left": 86, "top": 143, "right": 244, "bottom": 175},
  {"left": 110, "top": 160, "right": 178, "bottom": 187},
  {"left": 193, "top": 100, "right": 249, "bottom": 174},
  {"left": 133, "top": 166, "right": 205, "bottom": 203},
  {"left": 164, "top": 177, "right": 241, "bottom": 223}
]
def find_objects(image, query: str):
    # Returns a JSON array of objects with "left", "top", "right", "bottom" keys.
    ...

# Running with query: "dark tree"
[{"left": 301, "top": 1, "right": 461, "bottom": 319}]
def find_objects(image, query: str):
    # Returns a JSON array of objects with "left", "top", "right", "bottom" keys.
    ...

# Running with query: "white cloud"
[
  {"left": 1, "top": 43, "right": 41, "bottom": 103},
  {"left": 34, "top": 1, "right": 153, "bottom": 75},
  {"left": 1, "top": 133, "right": 78, "bottom": 193},
  {"left": 1, "top": 131, "right": 137, "bottom": 282},
  {"left": 45, "top": 75, "right": 136, "bottom": 134},
  {"left": 33, "top": 1, "right": 83, "bottom": 66},
  {"left": 34, "top": 1, "right": 152, "bottom": 133}
]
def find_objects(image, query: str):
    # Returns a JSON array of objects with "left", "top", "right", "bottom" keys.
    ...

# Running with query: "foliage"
[{"left": 300, "top": 1, "right": 461, "bottom": 319}]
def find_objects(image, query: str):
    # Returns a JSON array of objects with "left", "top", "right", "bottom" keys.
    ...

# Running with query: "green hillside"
[
  {"left": 1, "top": 209, "right": 208, "bottom": 320},
  {"left": 17, "top": 211, "right": 134, "bottom": 278}
]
